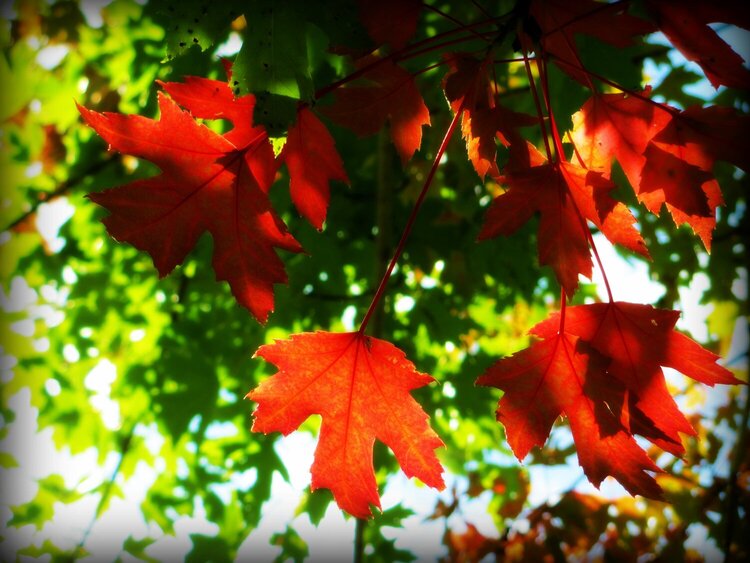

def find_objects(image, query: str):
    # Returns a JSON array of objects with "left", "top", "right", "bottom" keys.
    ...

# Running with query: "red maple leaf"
[
  {"left": 569, "top": 91, "right": 723, "bottom": 248},
  {"left": 530, "top": 303, "right": 740, "bottom": 449},
  {"left": 248, "top": 331, "right": 445, "bottom": 518},
  {"left": 479, "top": 301, "right": 740, "bottom": 498},
  {"left": 477, "top": 332, "right": 665, "bottom": 499},
  {"left": 321, "top": 57, "right": 430, "bottom": 164},
  {"left": 443, "top": 54, "right": 503, "bottom": 180},
  {"left": 653, "top": 105, "right": 750, "bottom": 174},
  {"left": 478, "top": 156, "right": 646, "bottom": 297},
  {"left": 79, "top": 80, "right": 302, "bottom": 322},
  {"left": 281, "top": 107, "right": 349, "bottom": 230},
  {"left": 645, "top": 0, "right": 750, "bottom": 90},
  {"left": 359, "top": 0, "right": 422, "bottom": 51},
  {"left": 528, "top": 0, "right": 655, "bottom": 85},
  {"left": 80, "top": 76, "right": 350, "bottom": 321}
]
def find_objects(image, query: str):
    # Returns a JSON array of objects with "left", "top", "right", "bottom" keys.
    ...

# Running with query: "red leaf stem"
[{"left": 358, "top": 104, "right": 464, "bottom": 334}]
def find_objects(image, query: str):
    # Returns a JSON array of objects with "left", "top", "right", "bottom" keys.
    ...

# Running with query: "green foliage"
[{"left": 0, "top": 0, "right": 747, "bottom": 561}]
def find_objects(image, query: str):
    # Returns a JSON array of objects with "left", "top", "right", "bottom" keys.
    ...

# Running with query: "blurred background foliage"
[{"left": 0, "top": 0, "right": 747, "bottom": 561}]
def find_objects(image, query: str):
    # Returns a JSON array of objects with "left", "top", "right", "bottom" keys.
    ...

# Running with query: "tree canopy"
[{"left": 0, "top": 1, "right": 748, "bottom": 561}]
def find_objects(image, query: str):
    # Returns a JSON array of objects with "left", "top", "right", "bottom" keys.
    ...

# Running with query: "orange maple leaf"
[
  {"left": 569, "top": 91, "right": 724, "bottom": 248},
  {"left": 248, "top": 331, "right": 445, "bottom": 518}
]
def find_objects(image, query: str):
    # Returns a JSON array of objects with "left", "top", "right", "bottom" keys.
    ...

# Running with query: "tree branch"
[{"left": 2, "top": 156, "right": 116, "bottom": 233}]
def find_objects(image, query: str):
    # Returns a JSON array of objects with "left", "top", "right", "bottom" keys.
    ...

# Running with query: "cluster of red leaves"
[
  {"left": 442, "top": 490, "right": 701, "bottom": 562},
  {"left": 79, "top": 0, "right": 747, "bottom": 518},
  {"left": 478, "top": 303, "right": 739, "bottom": 500},
  {"left": 79, "top": 73, "right": 347, "bottom": 323}
]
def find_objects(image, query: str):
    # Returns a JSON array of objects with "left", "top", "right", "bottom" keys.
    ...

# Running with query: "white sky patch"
[
  {"left": 394, "top": 294, "right": 415, "bottom": 313},
  {"left": 590, "top": 234, "right": 666, "bottom": 304},
  {"left": 0, "top": 277, "right": 37, "bottom": 313},
  {"left": 36, "top": 198, "right": 75, "bottom": 253},
  {"left": 24, "top": 162, "right": 42, "bottom": 178},
  {"left": 80, "top": 1, "right": 107, "bottom": 28},
  {"left": 36, "top": 45, "right": 69, "bottom": 70},
  {"left": 676, "top": 273, "right": 712, "bottom": 341},
  {"left": 129, "top": 328, "right": 146, "bottom": 342},
  {"left": 84, "top": 359, "right": 120, "bottom": 430},
  {"left": 341, "top": 305, "right": 357, "bottom": 331},
  {"left": 215, "top": 32, "right": 243, "bottom": 59}
]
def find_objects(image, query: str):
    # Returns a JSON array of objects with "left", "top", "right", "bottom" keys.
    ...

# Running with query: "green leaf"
[
  {"left": 122, "top": 536, "right": 159, "bottom": 563},
  {"left": 362, "top": 506, "right": 417, "bottom": 563},
  {"left": 0, "top": 452, "right": 18, "bottom": 468},
  {"left": 158, "top": 0, "right": 245, "bottom": 59},
  {"left": 9, "top": 474, "right": 81, "bottom": 530},
  {"left": 186, "top": 535, "right": 231, "bottom": 563},
  {"left": 233, "top": 0, "right": 313, "bottom": 101},
  {"left": 231, "top": 0, "right": 317, "bottom": 135},
  {"left": 271, "top": 526, "right": 308, "bottom": 563},
  {"left": 296, "top": 488, "right": 333, "bottom": 526}
]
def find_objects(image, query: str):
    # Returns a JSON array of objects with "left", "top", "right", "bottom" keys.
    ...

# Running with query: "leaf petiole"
[{"left": 358, "top": 102, "right": 464, "bottom": 335}]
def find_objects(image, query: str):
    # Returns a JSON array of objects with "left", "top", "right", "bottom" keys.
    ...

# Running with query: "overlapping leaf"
[
  {"left": 478, "top": 146, "right": 646, "bottom": 296},
  {"left": 248, "top": 331, "right": 445, "bottom": 518},
  {"left": 644, "top": 0, "right": 750, "bottom": 90},
  {"left": 80, "top": 75, "right": 345, "bottom": 321},
  {"left": 359, "top": 0, "right": 422, "bottom": 51},
  {"left": 321, "top": 57, "right": 430, "bottom": 164},
  {"left": 569, "top": 91, "right": 737, "bottom": 248},
  {"left": 281, "top": 107, "right": 349, "bottom": 230},
  {"left": 527, "top": 0, "right": 655, "bottom": 85},
  {"left": 442, "top": 54, "right": 537, "bottom": 180},
  {"left": 479, "top": 301, "right": 740, "bottom": 497}
]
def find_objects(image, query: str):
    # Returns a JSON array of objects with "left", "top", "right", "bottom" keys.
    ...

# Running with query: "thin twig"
[
  {"left": 67, "top": 428, "right": 134, "bottom": 561},
  {"left": 723, "top": 321, "right": 750, "bottom": 561},
  {"left": 2, "top": 157, "right": 116, "bottom": 233}
]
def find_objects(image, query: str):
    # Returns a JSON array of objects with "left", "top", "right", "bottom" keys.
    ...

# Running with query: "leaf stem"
[
  {"left": 551, "top": 55, "right": 680, "bottom": 116},
  {"left": 354, "top": 518, "right": 366, "bottom": 563},
  {"left": 69, "top": 428, "right": 134, "bottom": 560},
  {"left": 315, "top": 16, "right": 505, "bottom": 100},
  {"left": 519, "top": 39, "right": 554, "bottom": 162},
  {"left": 586, "top": 229, "right": 614, "bottom": 302},
  {"left": 358, "top": 105, "right": 463, "bottom": 335},
  {"left": 559, "top": 288, "right": 567, "bottom": 333},
  {"left": 422, "top": 4, "right": 493, "bottom": 43},
  {"left": 537, "top": 53, "right": 615, "bottom": 303},
  {"left": 536, "top": 53, "right": 566, "bottom": 159}
]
